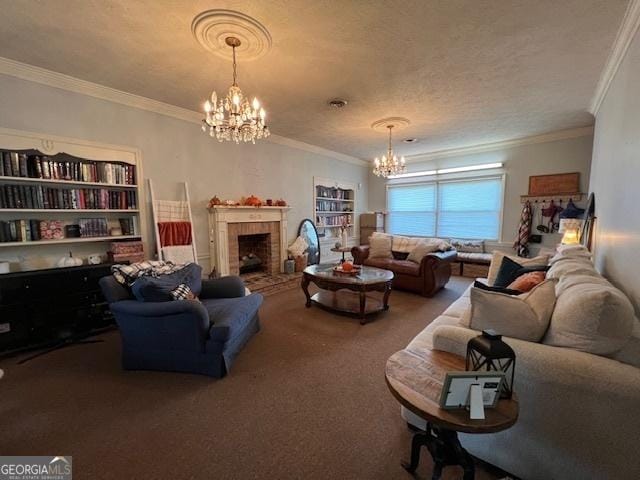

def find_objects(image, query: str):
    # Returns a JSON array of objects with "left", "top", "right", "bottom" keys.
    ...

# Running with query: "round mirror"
[{"left": 298, "top": 219, "right": 320, "bottom": 265}]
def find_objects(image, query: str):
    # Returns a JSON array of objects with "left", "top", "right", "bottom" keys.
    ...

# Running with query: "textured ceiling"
[{"left": 0, "top": 0, "right": 629, "bottom": 159}]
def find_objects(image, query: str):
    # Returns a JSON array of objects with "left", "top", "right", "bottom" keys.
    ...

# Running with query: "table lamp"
[{"left": 558, "top": 218, "right": 583, "bottom": 245}]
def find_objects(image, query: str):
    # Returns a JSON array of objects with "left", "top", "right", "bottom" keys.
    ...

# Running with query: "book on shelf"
[
  {"left": 0, "top": 150, "right": 136, "bottom": 185},
  {"left": 315, "top": 185, "right": 352, "bottom": 200},
  {"left": 0, "top": 183, "right": 137, "bottom": 210}
]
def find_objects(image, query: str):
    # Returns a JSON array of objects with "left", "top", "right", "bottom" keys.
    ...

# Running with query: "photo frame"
[{"left": 439, "top": 371, "right": 505, "bottom": 410}]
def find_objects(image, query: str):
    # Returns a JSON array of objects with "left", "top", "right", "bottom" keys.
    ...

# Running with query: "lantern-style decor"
[{"left": 466, "top": 329, "right": 516, "bottom": 399}]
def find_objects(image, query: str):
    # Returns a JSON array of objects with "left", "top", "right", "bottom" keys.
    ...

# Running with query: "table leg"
[
  {"left": 301, "top": 275, "right": 312, "bottom": 308},
  {"left": 341, "top": 251, "right": 346, "bottom": 264},
  {"left": 402, "top": 424, "right": 475, "bottom": 479},
  {"left": 383, "top": 283, "right": 392, "bottom": 311},
  {"left": 359, "top": 290, "right": 366, "bottom": 324}
]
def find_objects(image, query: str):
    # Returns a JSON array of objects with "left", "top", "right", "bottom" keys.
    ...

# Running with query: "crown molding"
[
  {"left": 266, "top": 134, "right": 366, "bottom": 166},
  {"left": 0, "top": 56, "right": 365, "bottom": 166},
  {"left": 590, "top": 0, "right": 640, "bottom": 115},
  {"left": 402, "top": 126, "right": 594, "bottom": 164}
]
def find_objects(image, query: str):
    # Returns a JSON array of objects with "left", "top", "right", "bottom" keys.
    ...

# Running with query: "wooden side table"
[{"left": 385, "top": 349, "right": 518, "bottom": 479}]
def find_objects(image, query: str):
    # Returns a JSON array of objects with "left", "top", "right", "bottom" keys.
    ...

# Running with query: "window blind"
[
  {"left": 387, "top": 184, "right": 436, "bottom": 236},
  {"left": 387, "top": 176, "right": 503, "bottom": 240}
]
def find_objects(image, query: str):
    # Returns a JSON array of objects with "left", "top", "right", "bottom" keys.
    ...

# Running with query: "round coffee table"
[
  {"left": 385, "top": 349, "right": 518, "bottom": 479},
  {"left": 301, "top": 264, "right": 394, "bottom": 324}
]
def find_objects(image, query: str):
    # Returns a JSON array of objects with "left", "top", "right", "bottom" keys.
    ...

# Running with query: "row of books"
[
  {"left": 0, "top": 218, "right": 137, "bottom": 243},
  {"left": 316, "top": 214, "right": 353, "bottom": 226},
  {"left": 315, "top": 200, "right": 353, "bottom": 212},
  {"left": 0, "top": 151, "right": 136, "bottom": 185},
  {"left": 315, "top": 186, "right": 352, "bottom": 200},
  {"left": 0, "top": 184, "right": 137, "bottom": 210}
]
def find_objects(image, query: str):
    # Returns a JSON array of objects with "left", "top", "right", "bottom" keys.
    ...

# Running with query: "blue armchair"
[{"left": 99, "top": 275, "right": 263, "bottom": 378}]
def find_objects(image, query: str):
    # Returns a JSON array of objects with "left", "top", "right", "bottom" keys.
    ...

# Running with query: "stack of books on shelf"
[
  {"left": 316, "top": 186, "right": 351, "bottom": 200},
  {"left": 0, "top": 220, "right": 64, "bottom": 243},
  {"left": 316, "top": 200, "right": 353, "bottom": 212},
  {"left": 0, "top": 184, "right": 137, "bottom": 210},
  {"left": 316, "top": 214, "right": 352, "bottom": 227},
  {"left": 0, "top": 151, "right": 136, "bottom": 185},
  {"left": 78, "top": 218, "right": 109, "bottom": 238}
]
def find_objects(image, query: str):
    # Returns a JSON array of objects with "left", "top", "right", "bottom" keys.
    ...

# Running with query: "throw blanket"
[
  {"left": 158, "top": 221, "right": 192, "bottom": 246},
  {"left": 111, "top": 260, "right": 187, "bottom": 287}
]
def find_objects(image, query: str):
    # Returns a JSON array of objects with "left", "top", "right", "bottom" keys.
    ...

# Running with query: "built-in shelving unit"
[
  {"left": 313, "top": 177, "right": 357, "bottom": 250},
  {"left": 0, "top": 128, "right": 145, "bottom": 271}
]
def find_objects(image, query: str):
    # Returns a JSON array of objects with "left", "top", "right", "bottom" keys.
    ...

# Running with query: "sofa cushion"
[
  {"left": 612, "top": 319, "right": 640, "bottom": 367},
  {"left": 546, "top": 258, "right": 598, "bottom": 281},
  {"left": 461, "top": 280, "right": 557, "bottom": 342},
  {"left": 487, "top": 251, "right": 550, "bottom": 286},
  {"left": 369, "top": 235, "right": 393, "bottom": 258},
  {"left": 554, "top": 273, "right": 611, "bottom": 296},
  {"left": 543, "top": 282, "right": 635, "bottom": 355},
  {"left": 450, "top": 238, "right": 484, "bottom": 253},
  {"left": 391, "top": 235, "right": 422, "bottom": 253},
  {"left": 407, "top": 241, "right": 440, "bottom": 263},
  {"left": 549, "top": 244, "right": 592, "bottom": 265},
  {"left": 365, "top": 258, "right": 420, "bottom": 276},
  {"left": 204, "top": 294, "right": 263, "bottom": 342},
  {"left": 369, "top": 234, "right": 393, "bottom": 258},
  {"left": 456, "top": 252, "right": 493, "bottom": 264}
]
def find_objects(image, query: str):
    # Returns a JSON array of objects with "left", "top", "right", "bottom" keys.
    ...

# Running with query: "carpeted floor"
[{"left": 0, "top": 276, "right": 505, "bottom": 480}]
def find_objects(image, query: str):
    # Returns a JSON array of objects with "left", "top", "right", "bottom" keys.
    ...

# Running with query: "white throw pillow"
[
  {"left": 369, "top": 234, "right": 393, "bottom": 259},
  {"left": 546, "top": 258, "right": 598, "bottom": 281},
  {"left": 288, "top": 235, "right": 308, "bottom": 257},
  {"left": 486, "top": 251, "right": 550, "bottom": 286},
  {"left": 550, "top": 244, "right": 592, "bottom": 265},
  {"left": 406, "top": 241, "right": 440, "bottom": 263},
  {"left": 543, "top": 282, "right": 635, "bottom": 355},
  {"left": 461, "top": 280, "right": 557, "bottom": 342}
]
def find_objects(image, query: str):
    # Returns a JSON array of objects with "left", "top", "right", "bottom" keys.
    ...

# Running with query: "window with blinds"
[{"left": 387, "top": 176, "right": 503, "bottom": 240}]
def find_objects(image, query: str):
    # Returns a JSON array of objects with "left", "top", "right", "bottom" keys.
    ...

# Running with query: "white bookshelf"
[
  {"left": 313, "top": 177, "right": 357, "bottom": 260},
  {"left": 0, "top": 127, "right": 146, "bottom": 270}
]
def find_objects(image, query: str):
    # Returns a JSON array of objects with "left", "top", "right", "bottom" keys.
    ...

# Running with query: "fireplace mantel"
[{"left": 208, "top": 206, "right": 291, "bottom": 276}]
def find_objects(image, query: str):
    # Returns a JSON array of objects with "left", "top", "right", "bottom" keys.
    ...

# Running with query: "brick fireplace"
[
  {"left": 207, "top": 206, "right": 290, "bottom": 277},
  {"left": 228, "top": 222, "right": 280, "bottom": 275}
]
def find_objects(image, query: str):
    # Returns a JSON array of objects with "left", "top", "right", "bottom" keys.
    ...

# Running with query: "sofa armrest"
[
  {"left": 424, "top": 250, "right": 457, "bottom": 264},
  {"left": 109, "top": 299, "right": 210, "bottom": 350},
  {"left": 200, "top": 275, "right": 246, "bottom": 299},
  {"left": 431, "top": 325, "right": 640, "bottom": 395},
  {"left": 351, "top": 245, "right": 370, "bottom": 265}
]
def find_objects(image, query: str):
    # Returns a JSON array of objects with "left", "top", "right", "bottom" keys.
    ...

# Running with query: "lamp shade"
[{"left": 558, "top": 218, "right": 583, "bottom": 234}]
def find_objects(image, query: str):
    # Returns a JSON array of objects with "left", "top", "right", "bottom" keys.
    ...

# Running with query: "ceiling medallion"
[
  {"left": 371, "top": 119, "right": 409, "bottom": 178},
  {"left": 201, "top": 36, "right": 269, "bottom": 144},
  {"left": 191, "top": 9, "right": 272, "bottom": 61}
]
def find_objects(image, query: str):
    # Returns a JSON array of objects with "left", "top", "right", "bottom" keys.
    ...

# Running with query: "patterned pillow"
[
  {"left": 391, "top": 235, "right": 422, "bottom": 253},
  {"left": 450, "top": 238, "right": 484, "bottom": 253}
]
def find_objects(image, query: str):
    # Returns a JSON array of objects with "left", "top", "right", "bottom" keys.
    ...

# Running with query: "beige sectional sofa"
[{"left": 400, "top": 247, "right": 640, "bottom": 480}]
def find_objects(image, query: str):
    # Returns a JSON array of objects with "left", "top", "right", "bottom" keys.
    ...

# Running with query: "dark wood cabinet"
[{"left": 0, "top": 264, "right": 114, "bottom": 355}]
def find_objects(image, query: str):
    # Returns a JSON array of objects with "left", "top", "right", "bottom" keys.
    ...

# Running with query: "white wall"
[
  {"left": 590, "top": 28, "right": 640, "bottom": 313},
  {"left": 368, "top": 135, "right": 593, "bottom": 251},
  {"left": 0, "top": 74, "right": 368, "bottom": 272}
]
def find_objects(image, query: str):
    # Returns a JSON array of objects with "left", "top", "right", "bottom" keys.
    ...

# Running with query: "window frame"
[{"left": 385, "top": 173, "right": 506, "bottom": 241}]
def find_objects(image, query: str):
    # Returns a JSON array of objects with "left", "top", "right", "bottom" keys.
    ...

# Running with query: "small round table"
[
  {"left": 301, "top": 264, "right": 394, "bottom": 324},
  {"left": 330, "top": 246, "right": 352, "bottom": 263},
  {"left": 385, "top": 349, "right": 519, "bottom": 479}
]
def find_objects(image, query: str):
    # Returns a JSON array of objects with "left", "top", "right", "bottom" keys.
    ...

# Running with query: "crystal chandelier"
[
  {"left": 202, "top": 36, "right": 269, "bottom": 144},
  {"left": 373, "top": 124, "right": 406, "bottom": 177}
]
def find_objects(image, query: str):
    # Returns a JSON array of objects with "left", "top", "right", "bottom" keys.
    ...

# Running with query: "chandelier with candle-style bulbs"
[
  {"left": 373, "top": 124, "right": 406, "bottom": 177},
  {"left": 202, "top": 36, "right": 269, "bottom": 143}
]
